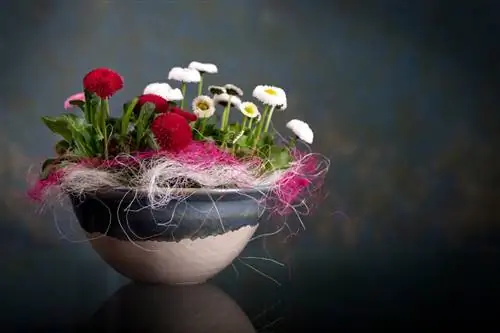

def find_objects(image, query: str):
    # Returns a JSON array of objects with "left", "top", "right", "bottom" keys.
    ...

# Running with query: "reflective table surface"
[{"left": 0, "top": 1, "right": 499, "bottom": 331}]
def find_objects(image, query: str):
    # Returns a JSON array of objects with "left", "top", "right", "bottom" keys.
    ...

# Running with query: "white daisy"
[
  {"left": 188, "top": 61, "right": 218, "bottom": 74},
  {"left": 252, "top": 85, "right": 287, "bottom": 107},
  {"left": 276, "top": 98, "right": 287, "bottom": 111},
  {"left": 286, "top": 119, "right": 314, "bottom": 144},
  {"left": 213, "top": 93, "right": 242, "bottom": 108},
  {"left": 165, "top": 87, "right": 184, "bottom": 101},
  {"left": 224, "top": 84, "right": 244, "bottom": 97},
  {"left": 208, "top": 85, "right": 226, "bottom": 95},
  {"left": 143, "top": 82, "right": 184, "bottom": 101},
  {"left": 192, "top": 95, "right": 215, "bottom": 118},
  {"left": 239, "top": 102, "right": 260, "bottom": 119},
  {"left": 143, "top": 82, "right": 171, "bottom": 98},
  {"left": 168, "top": 67, "right": 201, "bottom": 83}
]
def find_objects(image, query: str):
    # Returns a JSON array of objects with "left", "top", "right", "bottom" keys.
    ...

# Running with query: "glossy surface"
[
  {"left": 0, "top": 0, "right": 499, "bottom": 331},
  {"left": 84, "top": 283, "right": 257, "bottom": 333},
  {"left": 71, "top": 187, "right": 266, "bottom": 241}
]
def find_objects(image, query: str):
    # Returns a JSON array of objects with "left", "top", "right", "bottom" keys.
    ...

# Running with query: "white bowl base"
[{"left": 86, "top": 224, "right": 258, "bottom": 284}]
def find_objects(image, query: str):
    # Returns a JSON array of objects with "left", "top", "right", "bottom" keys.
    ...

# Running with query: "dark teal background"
[{"left": 0, "top": 0, "right": 499, "bottom": 331}]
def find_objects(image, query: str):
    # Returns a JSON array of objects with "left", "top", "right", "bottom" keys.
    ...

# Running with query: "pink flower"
[{"left": 64, "top": 92, "right": 85, "bottom": 109}]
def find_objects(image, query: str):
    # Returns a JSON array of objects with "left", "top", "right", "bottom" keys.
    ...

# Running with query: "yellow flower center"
[
  {"left": 244, "top": 106, "right": 255, "bottom": 115},
  {"left": 197, "top": 101, "right": 209, "bottom": 110},
  {"left": 264, "top": 88, "right": 277, "bottom": 96}
]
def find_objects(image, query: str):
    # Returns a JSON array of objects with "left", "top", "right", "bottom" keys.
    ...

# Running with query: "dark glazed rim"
[{"left": 74, "top": 185, "right": 272, "bottom": 202}]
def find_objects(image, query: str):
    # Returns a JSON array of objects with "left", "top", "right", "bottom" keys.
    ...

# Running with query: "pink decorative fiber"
[
  {"left": 27, "top": 169, "right": 64, "bottom": 201},
  {"left": 27, "top": 142, "right": 247, "bottom": 202},
  {"left": 269, "top": 150, "right": 327, "bottom": 216},
  {"left": 27, "top": 142, "right": 327, "bottom": 217},
  {"left": 96, "top": 141, "right": 255, "bottom": 171}
]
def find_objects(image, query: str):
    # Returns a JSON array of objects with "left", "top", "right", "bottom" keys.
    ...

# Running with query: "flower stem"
[
  {"left": 180, "top": 82, "right": 187, "bottom": 109},
  {"left": 220, "top": 107, "right": 226, "bottom": 129},
  {"left": 221, "top": 96, "right": 232, "bottom": 131},
  {"left": 200, "top": 117, "right": 207, "bottom": 135},
  {"left": 102, "top": 99, "right": 110, "bottom": 159},
  {"left": 84, "top": 104, "right": 91, "bottom": 125},
  {"left": 231, "top": 134, "right": 240, "bottom": 155},
  {"left": 252, "top": 105, "right": 269, "bottom": 149},
  {"left": 232, "top": 118, "right": 247, "bottom": 155},
  {"left": 197, "top": 75, "right": 203, "bottom": 96},
  {"left": 263, "top": 105, "right": 276, "bottom": 133}
]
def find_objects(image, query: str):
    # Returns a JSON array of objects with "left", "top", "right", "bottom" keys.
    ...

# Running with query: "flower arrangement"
[{"left": 28, "top": 62, "right": 329, "bottom": 216}]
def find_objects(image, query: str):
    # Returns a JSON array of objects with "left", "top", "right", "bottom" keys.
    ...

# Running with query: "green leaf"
[
  {"left": 84, "top": 90, "right": 100, "bottom": 110},
  {"left": 67, "top": 115, "right": 88, "bottom": 134},
  {"left": 106, "top": 116, "right": 120, "bottom": 128},
  {"left": 135, "top": 102, "right": 155, "bottom": 146},
  {"left": 252, "top": 132, "right": 275, "bottom": 155},
  {"left": 227, "top": 122, "right": 241, "bottom": 132},
  {"left": 196, "top": 123, "right": 223, "bottom": 143},
  {"left": 261, "top": 132, "right": 275, "bottom": 146},
  {"left": 121, "top": 97, "right": 138, "bottom": 137},
  {"left": 267, "top": 146, "right": 292, "bottom": 170},
  {"left": 123, "top": 100, "right": 138, "bottom": 116},
  {"left": 41, "top": 158, "right": 57, "bottom": 172},
  {"left": 84, "top": 89, "right": 100, "bottom": 124},
  {"left": 145, "top": 131, "right": 159, "bottom": 150},
  {"left": 65, "top": 116, "right": 101, "bottom": 156},
  {"left": 136, "top": 102, "right": 155, "bottom": 126},
  {"left": 99, "top": 99, "right": 108, "bottom": 131},
  {"left": 41, "top": 114, "right": 79, "bottom": 142},
  {"left": 142, "top": 102, "right": 156, "bottom": 118},
  {"left": 84, "top": 89, "right": 98, "bottom": 102},
  {"left": 106, "top": 117, "right": 121, "bottom": 138},
  {"left": 91, "top": 98, "right": 103, "bottom": 133},
  {"left": 71, "top": 143, "right": 89, "bottom": 157},
  {"left": 234, "top": 134, "right": 249, "bottom": 147},
  {"left": 40, "top": 157, "right": 64, "bottom": 179},
  {"left": 203, "top": 123, "right": 218, "bottom": 136},
  {"left": 236, "top": 147, "right": 253, "bottom": 158},
  {"left": 54, "top": 140, "right": 70, "bottom": 155}
]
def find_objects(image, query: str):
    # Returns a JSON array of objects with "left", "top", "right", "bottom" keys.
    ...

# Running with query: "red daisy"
[
  {"left": 83, "top": 68, "right": 124, "bottom": 99},
  {"left": 135, "top": 94, "right": 170, "bottom": 114},
  {"left": 169, "top": 106, "right": 198, "bottom": 122},
  {"left": 151, "top": 112, "right": 193, "bottom": 152}
]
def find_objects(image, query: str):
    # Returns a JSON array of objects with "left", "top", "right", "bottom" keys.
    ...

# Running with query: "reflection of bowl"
[{"left": 85, "top": 282, "right": 257, "bottom": 333}]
